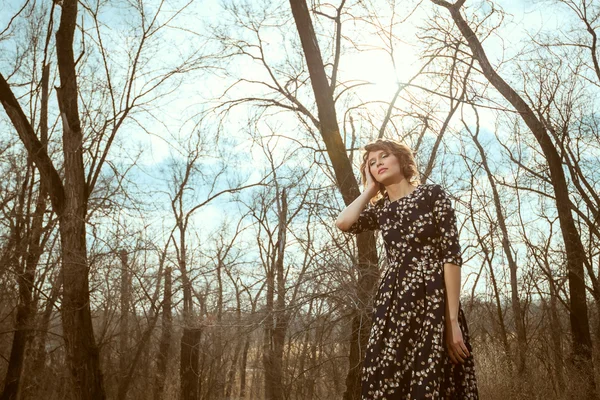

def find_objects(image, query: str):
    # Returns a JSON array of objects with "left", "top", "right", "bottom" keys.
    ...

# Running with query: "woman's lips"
[{"left": 378, "top": 168, "right": 388, "bottom": 175}]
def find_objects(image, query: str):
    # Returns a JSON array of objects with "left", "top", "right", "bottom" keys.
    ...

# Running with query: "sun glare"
[{"left": 341, "top": 44, "right": 420, "bottom": 101}]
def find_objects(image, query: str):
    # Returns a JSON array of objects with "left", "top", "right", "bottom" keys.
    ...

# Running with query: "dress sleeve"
[
  {"left": 432, "top": 184, "right": 463, "bottom": 267},
  {"left": 345, "top": 201, "right": 379, "bottom": 234}
]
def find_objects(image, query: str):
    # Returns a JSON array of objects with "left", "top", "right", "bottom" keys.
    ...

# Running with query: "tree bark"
[
  {"left": 177, "top": 222, "right": 201, "bottom": 400},
  {"left": 154, "top": 266, "right": 172, "bottom": 400},
  {"left": 287, "top": 2, "right": 380, "bottom": 398},
  {"left": 55, "top": 1, "right": 106, "bottom": 397},
  {"left": 119, "top": 250, "right": 130, "bottom": 389},
  {"left": 548, "top": 276, "right": 566, "bottom": 397},
  {"left": 1, "top": 2, "right": 106, "bottom": 394},
  {"left": 214, "top": 258, "right": 225, "bottom": 399},
  {"left": 180, "top": 327, "right": 202, "bottom": 400},
  {"left": 224, "top": 273, "right": 243, "bottom": 399},
  {"left": 239, "top": 338, "right": 250, "bottom": 398},
  {"left": 263, "top": 188, "right": 289, "bottom": 400},
  {"left": 263, "top": 243, "right": 277, "bottom": 399}
]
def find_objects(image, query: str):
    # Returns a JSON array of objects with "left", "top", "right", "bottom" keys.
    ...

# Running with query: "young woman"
[{"left": 336, "top": 139, "right": 479, "bottom": 399}]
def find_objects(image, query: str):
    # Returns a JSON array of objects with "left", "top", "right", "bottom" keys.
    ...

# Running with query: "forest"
[{"left": 0, "top": 0, "right": 599, "bottom": 399}]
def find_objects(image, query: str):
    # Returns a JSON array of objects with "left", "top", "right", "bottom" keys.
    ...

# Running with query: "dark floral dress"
[{"left": 346, "top": 183, "right": 479, "bottom": 399}]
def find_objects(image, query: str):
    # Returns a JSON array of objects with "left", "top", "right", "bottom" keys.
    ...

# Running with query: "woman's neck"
[{"left": 386, "top": 178, "right": 417, "bottom": 201}]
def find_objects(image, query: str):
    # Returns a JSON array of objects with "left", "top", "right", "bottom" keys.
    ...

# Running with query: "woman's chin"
[{"left": 377, "top": 178, "right": 391, "bottom": 186}]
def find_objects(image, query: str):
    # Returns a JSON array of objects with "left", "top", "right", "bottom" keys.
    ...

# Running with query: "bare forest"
[{"left": 0, "top": 0, "right": 599, "bottom": 399}]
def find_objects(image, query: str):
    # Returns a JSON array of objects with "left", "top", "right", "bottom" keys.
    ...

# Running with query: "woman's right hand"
[
  {"left": 336, "top": 165, "right": 379, "bottom": 231},
  {"left": 363, "top": 164, "right": 379, "bottom": 197}
]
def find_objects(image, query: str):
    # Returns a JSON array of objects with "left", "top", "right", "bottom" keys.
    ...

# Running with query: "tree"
[
  {"left": 0, "top": 0, "right": 207, "bottom": 396},
  {"left": 287, "top": 2, "right": 380, "bottom": 397},
  {"left": 430, "top": 0, "right": 596, "bottom": 396},
  {"left": 1, "top": 0, "right": 106, "bottom": 396}
]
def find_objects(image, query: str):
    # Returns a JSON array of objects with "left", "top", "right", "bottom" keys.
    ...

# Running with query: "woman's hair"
[{"left": 359, "top": 138, "right": 421, "bottom": 204}]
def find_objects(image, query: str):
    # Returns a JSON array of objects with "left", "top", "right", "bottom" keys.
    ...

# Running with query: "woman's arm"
[
  {"left": 444, "top": 263, "right": 470, "bottom": 364},
  {"left": 336, "top": 165, "right": 379, "bottom": 232},
  {"left": 335, "top": 190, "right": 376, "bottom": 231},
  {"left": 444, "top": 263, "right": 461, "bottom": 323},
  {"left": 432, "top": 184, "right": 470, "bottom": 364}
]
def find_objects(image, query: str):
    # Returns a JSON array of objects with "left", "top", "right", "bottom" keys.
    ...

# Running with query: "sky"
[{"left": 0, "top": 0, "right": 597, "bottom": 298}]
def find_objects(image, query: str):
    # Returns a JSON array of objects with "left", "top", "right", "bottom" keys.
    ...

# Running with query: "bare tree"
[
  {"left": 287, "top": 2, "right": 381, "bottom": 397},
  {"left": 1, "top": 0, "right": 207, "bottom": 396},
  {"left": 430, "top": 0, "right": 596, "bottom": 395},
  {"left": 463, "top": 106, "right": 528, "bottom": 390},
  {"left": 153, "top": 260, "right": 173, "bottom": 400}
]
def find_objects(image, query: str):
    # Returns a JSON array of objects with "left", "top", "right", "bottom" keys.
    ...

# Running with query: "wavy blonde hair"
[{"left": 359, "top": 138, "right": 421, "bottom": 204}]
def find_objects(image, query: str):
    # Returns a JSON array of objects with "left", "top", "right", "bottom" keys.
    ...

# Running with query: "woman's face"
[{"left": 367, "top": 149, "right": 404, "bottom": 184}]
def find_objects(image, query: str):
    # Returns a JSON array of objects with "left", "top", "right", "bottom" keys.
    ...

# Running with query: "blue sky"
[{"left": 1, "top": 0, "right": 597, "bottom": 300}]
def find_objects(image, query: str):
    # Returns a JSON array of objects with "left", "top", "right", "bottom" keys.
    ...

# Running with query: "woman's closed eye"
[{"left": 369, "top": 153, "right": 388, "bottom": 166}]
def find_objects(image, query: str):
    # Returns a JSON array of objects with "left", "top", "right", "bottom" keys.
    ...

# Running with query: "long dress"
[{"left": 346, "top": 183, "right": 479, "bottom": 399}]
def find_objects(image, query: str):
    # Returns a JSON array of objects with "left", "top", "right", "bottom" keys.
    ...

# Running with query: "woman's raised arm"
[
  {"left": 335, "top": 190, "right": 377, "bottom": 232},
  {"left": 336, "top": 165, "right": 379, "bottom": 233}
]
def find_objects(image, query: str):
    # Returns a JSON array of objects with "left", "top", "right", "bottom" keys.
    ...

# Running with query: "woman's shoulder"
[
  {"left": 417, "top": 183, "right": 445, "bottom": 204},
  {"left": 421, "top": 183, "right": 448, "bottom": 193},
  {"left": 422, "top": 183, "right": 458, "bottom": 204},
  {"left": 418, "top": 183, "right": 440, "bottom": 194}
]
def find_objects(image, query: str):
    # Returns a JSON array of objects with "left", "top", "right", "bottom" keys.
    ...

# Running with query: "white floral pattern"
[{"left": 347, "top": 183, "right": 479, "bottom": 399}]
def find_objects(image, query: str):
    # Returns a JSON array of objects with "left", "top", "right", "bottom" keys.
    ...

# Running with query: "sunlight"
[{"left": 340, "top": 43, "right": 421, "bottom": 102}]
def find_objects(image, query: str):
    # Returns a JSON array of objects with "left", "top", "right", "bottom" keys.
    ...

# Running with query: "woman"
[{"left": 336, "top": 139, "right": 478, "bottom": 399}]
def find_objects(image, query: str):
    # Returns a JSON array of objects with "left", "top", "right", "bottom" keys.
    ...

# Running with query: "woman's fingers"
[
  {"left": 453, "top": 345, "right": 466, "bottom": 363},
  {"left": 448, "top": 342, "right": 469, "bottom": 364},
  {"left": 450, "top": 351, "right": 464, "bottom": 364},
  {"left": 447, "top": 343, "right": 459, "bottom": 364},
  {"left": 363, "top": 165, "right": 379, "bottom": 196},
  {"left": 447, "top": 348, "right": 459, "bottom": 364},
  {"left": 459, "top": 341, "right": 470, "bottom": 358},
  {"left": 365, "top": 165, "right": 373, "bottom": 183},
  {"left": 446, "top": 321, "right": 471, "bottom": 364}
]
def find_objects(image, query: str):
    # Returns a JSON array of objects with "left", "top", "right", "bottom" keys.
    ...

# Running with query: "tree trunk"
[
  {"left": 0, "top": 181, "right": 46, "bottom": 400},
  {"left": 178, "top": 224, "right": 201, "bottom": 400},
  {"left": 432, "top": 0, "right": 595, "bottom": 395},
  {"left": 287, "top": 2, "right": 380, "bottom": 398},
  {"left": 487, "top": 249, "right": 511, "bottom": 365},
  {"left": 548, "top": 278, "right": 565, "bottom": 397},
  {"left": 274, "top": 188, "right": 289, "bottom": 399},
  {"left": 154, "top": 266, "right": 172, "bottom": 400},
  {"left": 25, "top": 272, "right": 61, "bottom": 398},
  {"left": 225, "top": 285, "right": 243, "bottom": 399},
  {"left": 57, "top": 188, "right": 105, "bottom": 400},
  {"left": 1, "top": 154, "right": 49, "bottom": 400},
  {"left": 180, "top": 327, "right": 202, "bottom": 400},
  {"left": 0, "top": 232, "right": 27, "bottom": 400},
  {"left": 1, "top": 3, "right": 106, "bottom": 393},
  {"left": 239, "top": 338, "right": 250, "bottom": 398},
  {"left": 225, "top": 339, "right": 242, "bottom": 399},
  {"left": 263, "top": 253, "right": 277, "bottom": 399},
  {"left": 214, "top": 259, "right": 225, "bottom": 399},
  {"left": 119, "top": 250, "right": 130, "bottom": 389},
  {"left": 263, "top": 188, "right": 290, "bottom": 400},
  {"left": 0, "top": 62, "right": 50, "bottom": 400},
  {"left": 55, "top": 1, "right": 106, "bottom": 397}
]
